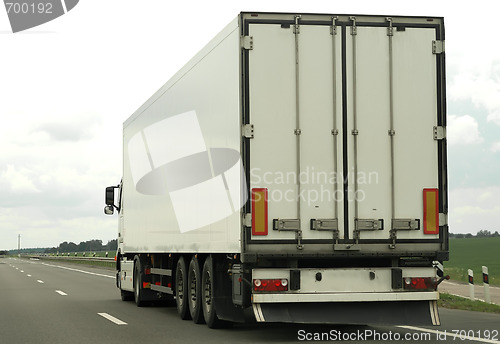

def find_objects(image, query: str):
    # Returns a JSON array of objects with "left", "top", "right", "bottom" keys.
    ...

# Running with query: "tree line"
[
  {"left": 8, "top": 239, "right": 117, "bottom": 255},
  {"left": 450, "top": 230, "right": 500, "bottom": 238}
]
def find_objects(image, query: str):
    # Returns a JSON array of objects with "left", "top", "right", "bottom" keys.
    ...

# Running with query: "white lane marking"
[
  {"left": 15, "top": 268, "right": 18, "bottom": 270},
  {"left": 41, "top": 263, "right": 114, "bottom": 279},
  {"left": 37, "top": 280, "right": 44, "bottom": 284},
  {"left": 27, "top": 274, "right": 32, "bottom": 277},
  {"left": 20, "top": 270, "right": 24, "bottom": 273},
  {"left": 98, "top": 313, "right": 127, "bottom": 325},
  {"left": 398, "top": 325, "right": 500, "bottom": 344},
  {"left": 55, "top": 290, "right": 67, "bottom": 296}
]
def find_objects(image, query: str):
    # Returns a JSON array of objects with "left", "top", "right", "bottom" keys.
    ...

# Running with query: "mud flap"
[
  {"left": 253, "top": 300, "right": 440, "bottom": 326},
  {"left": 213, "top": 256, "right": 245, "bottom": 323}
]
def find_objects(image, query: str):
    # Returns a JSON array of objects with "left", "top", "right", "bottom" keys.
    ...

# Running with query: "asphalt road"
[{"left": 1, "top": 257, "right": 499, "bottom": 344}]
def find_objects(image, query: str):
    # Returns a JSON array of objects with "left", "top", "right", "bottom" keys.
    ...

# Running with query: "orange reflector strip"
[
  {"left": 423, "top": 188, "right": 439, "bottom": 234},
  {"left": 252, "top": 188, "right": 268, "bottom": 236}
]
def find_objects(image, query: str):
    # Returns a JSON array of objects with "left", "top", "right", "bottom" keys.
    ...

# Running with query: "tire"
[
  {"left": 175, "top": 256, "right": 191, "bottom": 320},
  {"left": 201, "top": 256, "right": 228, "bottom": 328},
  {"left": 134, "top": 261, "right": 146, "bottom": 307},
  {"left": 188, "top": 257, "right": 205, "bottom": 324}
]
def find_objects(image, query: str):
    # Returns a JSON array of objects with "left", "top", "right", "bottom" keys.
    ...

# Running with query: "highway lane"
[{"left": 1, "top": 257, "right": 499, "bottom": 344}]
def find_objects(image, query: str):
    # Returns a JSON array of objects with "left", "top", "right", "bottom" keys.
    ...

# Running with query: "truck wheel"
[
  {"left": 201, "top": 256, "right": 228, "bottom": 328},
  {"left": 175, "top": 256, "right": 191, "bottom": 320},
  {"left": 188, "top": 257, "right": 205, "bottom": 324},
  {"left": 134, "top": 262, "right": 146, "bottom": 307}
]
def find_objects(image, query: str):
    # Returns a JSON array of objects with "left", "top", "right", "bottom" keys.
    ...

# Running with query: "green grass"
[
  {"left": 444, "top": 237, "right": 500, "bottom": 286},
  {"left": 439, "top": 293, "right": 500, "bottom": 314}
]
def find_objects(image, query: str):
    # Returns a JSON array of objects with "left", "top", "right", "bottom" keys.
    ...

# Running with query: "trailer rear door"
[{"left": 243, "top": 14, "right": 446, "bottom": 253}]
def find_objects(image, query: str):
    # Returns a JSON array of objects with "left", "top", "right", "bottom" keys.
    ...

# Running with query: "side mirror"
[
  {"left": 104, "top": 205, "right": 114, "bottom": 215},
  {"left": 105, "top": 186, "right": 116, "bottom": 206}
]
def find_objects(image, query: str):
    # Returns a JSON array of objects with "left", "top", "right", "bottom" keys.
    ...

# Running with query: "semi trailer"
[{"left": 104, "top": 12, "right": 449, "bottom": 328}]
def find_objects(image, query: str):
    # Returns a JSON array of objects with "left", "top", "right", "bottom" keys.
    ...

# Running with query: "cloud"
[
  {"left": 491, "top": 142, "right": 500, "bottom": 153},
  {"left": 0, "top": 165, "right": 41, "bottom": 193},
  {"left": 31, "top": 112, "right": 101, "bottom": 142},
  {"left": 447, "top": 115, "right": 483, "bottom": 146},
  {"left": 448, "top": 59, "right": 500, "bottom": 126},
  {"left": 449, "top": 186, "right": 500, "bottom": 234},
  {"left": 36, "top": 122, "right": 91, "bottom": 142}
]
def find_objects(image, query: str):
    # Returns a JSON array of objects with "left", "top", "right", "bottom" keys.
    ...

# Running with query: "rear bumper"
[
  {"left": 250, "top": 266, "right": 440, "bottom": 325},
  {"left": 252, "top": 300, "right": 441, "bottom": 326},
  {"left": 253, "top": 291, "right": 439, "bottom": 303}
]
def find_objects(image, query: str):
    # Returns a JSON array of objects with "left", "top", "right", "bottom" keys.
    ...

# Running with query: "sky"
[{"left": 1, "top": 0, "right": 499, "bottom": 250}]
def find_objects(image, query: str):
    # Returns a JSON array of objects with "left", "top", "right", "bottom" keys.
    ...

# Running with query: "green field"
[
  {"left": 439, "top": 293, "right": 500, "bottom": 314},
  {"left": 444, "top": 237, "right": 500, "bottom": 286}
]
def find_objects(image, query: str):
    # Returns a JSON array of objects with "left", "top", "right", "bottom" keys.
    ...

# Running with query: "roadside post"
[
  {"left": 482, "top": 266, "right": 491, "bottom": 304},
  {"left": 468, "top": 269, "right": 474, "bottom": 300}
]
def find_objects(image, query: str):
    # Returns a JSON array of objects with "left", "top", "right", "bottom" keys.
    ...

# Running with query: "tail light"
[
  {"left": 404, "top": 277, "right": 435, "bottom": 290},
  {"left": 253, "top": 279, "right": 288, "bottom": 292}
]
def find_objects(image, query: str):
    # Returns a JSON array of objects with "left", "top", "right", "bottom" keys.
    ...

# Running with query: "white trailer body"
[{"left": 105, "top": 12, "right": 448, "bottom": 327}]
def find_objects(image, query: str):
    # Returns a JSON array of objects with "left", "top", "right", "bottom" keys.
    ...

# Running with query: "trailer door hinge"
[
  {"left": 241, "top": 36, "right": 253, "bottom": 50},
  {"left": 310, "top": 218, "right": 338, "bottom": 231},
  {"left": 392, "top": 218, "right": 420, "bottom": 230},
  {"left": 242, "top": 124, "right": 254, "bottom": 138},
  {"left": 439, "top": 213, "right": 448, "bottom": 226},
  {"left": 354, "top": 219, "right": 384, "bottom": 243},
  {"left": 432, "top": 40, "right": 445, "bottom": 54},
  {"left": 243, "top": 213, "right": 252, "bottom": 227},
  {"left": 433, "top": 126, "right": 446, "bottom": 140},
  {"left": 273, "top": 219, "right": 300, "bottom": 231},
  {"left": 293, "top": 15, "right": 301, "bottom": 34},
  {"left": 350, "top": 16, "right": 357, "bottom": 36},
  {"left": 355, "top": 219, "right": 384, "bottom": 231}
]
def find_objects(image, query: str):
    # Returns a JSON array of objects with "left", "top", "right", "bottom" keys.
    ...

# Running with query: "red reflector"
[
  {"left": 167, "top": 283, "right": 172, "bottom": 288},
  {"left": 403, "top": 277, "right": 434, "bottom": 290},
  {"left": 142, "top": 282, "right": 151, "bottom": 289},
  {"left": 114, "top": 255, "right": 117, "bottom": 261},
  {"left": 252, "top": 188, "right": 268, "bottom": 236},
  {"left": 423, "top": 188, "right": 439, "bottom": 234},
  {"left": 253, "top": 279, "right": 288, "bottom": 292},
  {"left": 155, "top": 282, "right": 160, "bottom": 286},
  {"left": 145, "top": 268, "right": 151, "bottom": 275}
]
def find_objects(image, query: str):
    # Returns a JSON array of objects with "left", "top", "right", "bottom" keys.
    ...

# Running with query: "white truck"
[{"left": 104, "top": 12, "right": 449, "bottom": 328}]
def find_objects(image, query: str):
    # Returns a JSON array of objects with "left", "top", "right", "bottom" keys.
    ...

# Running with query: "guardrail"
[{"left": 31, "top": 255, "right": 115, "bottom": 268}]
